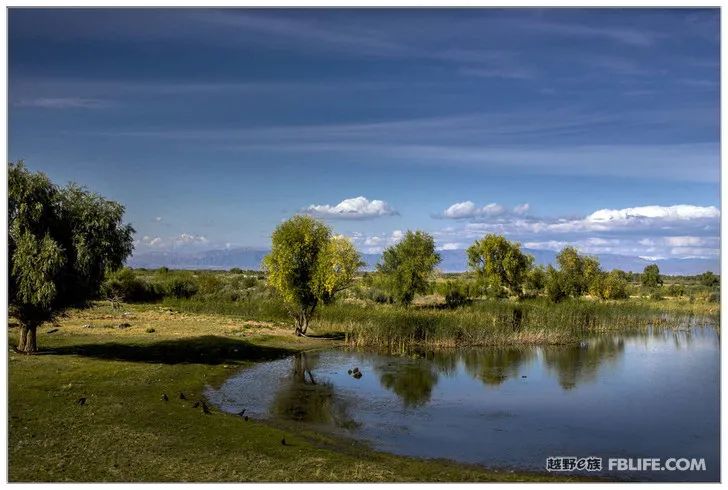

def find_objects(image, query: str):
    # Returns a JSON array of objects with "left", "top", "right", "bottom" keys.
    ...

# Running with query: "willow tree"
[
  {"left": 9, "top": 162, "right": 134, "bottom": 352},
  {"left": 263, "top": 215, "right": 363, "bottom": 336},
  {"left": 377, "top": 231, "right": 441, "bottom": 306},
  {"left": 467, "top": 234, "right": 532, "bottom": 298}
]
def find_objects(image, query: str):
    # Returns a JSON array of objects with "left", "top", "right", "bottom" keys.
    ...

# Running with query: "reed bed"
[
  {"left": 316, "top": 298, "right": 719, "bottom": 349},
  {"left": 159, "top": 294, "right": 718, "bottom": 349}
]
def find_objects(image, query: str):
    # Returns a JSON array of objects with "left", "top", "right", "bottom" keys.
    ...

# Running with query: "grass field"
[{"left": 9, "top": 302, "right": 582, "bottom": 482}]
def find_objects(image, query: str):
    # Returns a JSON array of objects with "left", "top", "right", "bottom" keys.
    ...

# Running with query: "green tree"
[
  {"left": 377, "top": 231, "right": 440, "bottom": 306},
  {"left": 263, "top": 216, "right": 363, "bottom": 335},
  {"left": 9, "top": 162, "right": 134, "bottom": 352},
  {"left": 524, "top": 265, "right": 547, "bottom": 296},
  {"left": 591, "top": 270, "right": 629, "bottom": 300},
  {"left": 555, "top": 246, "right": 602, "bottom": 298},
  {"left": 698, "top": 271, "right": 719, "bottom": 287},
  {"left": 641, "top": 264, "right": 663, "bottom": 288},
  {"left": 545, "top": 265, "right": 567, "bottom": 303},
  {"left": 467, "top": 234, "right": 533, "bottom": 298}
]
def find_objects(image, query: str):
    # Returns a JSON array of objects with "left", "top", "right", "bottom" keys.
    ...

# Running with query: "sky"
[{"left": 8, "top": 8, "right": 721, "bottom": 264}]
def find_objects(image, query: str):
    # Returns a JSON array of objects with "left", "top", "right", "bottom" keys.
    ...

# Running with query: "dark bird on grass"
[
  {"left": 202, "top": 401, "right": 211, "bottom": 414},
  {"left": 192, "top": 401, "right": 200, "bottom": 408},
  {"left": 161, "top": 393, "right": 169, "bottom": 401},
  {"left": 244, "top": 416, "right": 249, "bottom": 422},
  {"left": 76, "top": 397, "right": 86, "bottom": 406},
  {"left": 179, "top": 392, "right": 186, "bottom": 400},
  {"left": 237, "top": 409, "right": 246, "bottom": 417},
  {"left": 281, "top": 438, "right": 286, "bottom": 446}
]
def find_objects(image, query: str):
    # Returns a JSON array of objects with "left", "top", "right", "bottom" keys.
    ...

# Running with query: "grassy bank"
[
  {"left": 161, "top": 295, "right": 719, "bottom": 349},
  {"left": 9, "top": 303, "right": 575, "bottom": 482}
]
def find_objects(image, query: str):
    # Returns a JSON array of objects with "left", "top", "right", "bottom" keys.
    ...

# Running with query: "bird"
[
  {"left": 244, "top": 416, "right": 249, "bottom": 422},
  {"left": 352, "top": 367, "right": 360, "bottom": 374},
  {"left": 179, "top": 392, "right": 187, "bottom": 400},
  {"left": 76, "top": 397, "right": 86, "bottom": 406},
  {"left": 202, "top": 402, "right": 211, "bottom": 414},
  {"left": 192, "top": 401, "right": 200, "bottom": 408},
  {"left": 161, "top": 393, "right": 169, "bottom": 401},
  {"left": 237, "top": 409, "right": 246, "bottom": 417},
  {"left": 347, "top": 369, "right": 352, "bottom": 375},
  {"left": 281, "top": 438, "right": 286, "bottom": 446},
  {"left": 353, "top": 372, "right": 363, "bottom": 379}
]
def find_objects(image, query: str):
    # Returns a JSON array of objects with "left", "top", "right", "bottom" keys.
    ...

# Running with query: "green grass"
[
  {"left": 9, "top": 304, "right": 577, "bottom": 482},
  {"left": 163, "top": 295, "right": 719, "bottom": 349}
]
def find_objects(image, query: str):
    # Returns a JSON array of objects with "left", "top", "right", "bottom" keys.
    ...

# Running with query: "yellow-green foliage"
[
  {"left": 263, "top": 216, "right": 363, "bottom": 332},
  {"left": 467, "top": 234, "right": 532, "bottom": 297}
]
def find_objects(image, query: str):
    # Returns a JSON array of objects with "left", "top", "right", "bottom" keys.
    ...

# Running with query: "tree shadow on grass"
[
  {"left": 307, "top": 331, "right": 346, "bottom": 340},
  {"left": 45, "top": 335, "right": 294, "bottom": 365}
]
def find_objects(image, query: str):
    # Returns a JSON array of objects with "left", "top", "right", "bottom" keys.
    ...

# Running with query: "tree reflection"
[
  {"left": 462, "top": 347, "right": 535, "bottom": 386},
  {"left": 378, "top": 357, "right": 439, "bottom": 408},
  {"left": 542, "top": 337, "right": 625, "bottom": 390},
  {"left": 271, "top": 352, "right": 358, "bottom": 429}
]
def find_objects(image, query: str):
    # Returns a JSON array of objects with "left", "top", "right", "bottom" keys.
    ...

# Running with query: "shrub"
[
  {"left": 442, "top": 281, "right": 469, "bottom": 308},
  {"left": 545, "top": 267, "right": 567, "bottom": 303},
  {"left": 666, "top": 284, "right": 686, "bottom": 298},
  {"left": 601, "top": 271, "right": 629, "bottom": 300},
  {"left": 229, "top": 267, "right": 243, "bottom": 274},
  {"left": 101, "top": 268, "right": 161, "bottom": 303},
  {"left": 161, "top": 275, "right": 198, "bottom": 299}
]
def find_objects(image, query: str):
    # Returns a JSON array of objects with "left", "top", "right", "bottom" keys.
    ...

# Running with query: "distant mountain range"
[{"left": 127, "top": 247, "right": 719, "bottom": 275}]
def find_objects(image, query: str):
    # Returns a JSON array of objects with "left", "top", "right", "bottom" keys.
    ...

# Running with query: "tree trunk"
[
  {"left": 27, "top": 327, "right": 37, "bottom": 353},
  {"left": 16, "top": 325, "right": 28, "bottom": 352},
  {"left": 16, "top": 324, "right": 38, "bottom": 354}
]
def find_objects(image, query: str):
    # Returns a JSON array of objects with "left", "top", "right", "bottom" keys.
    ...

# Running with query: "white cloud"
[
  {"left": 351, "top": 229, "right": 405, "bottom": 254},
  {"left": 438, "top": 242, "right": 465, "bottom": 251},
  {"left": 663, "top": 236, "right": 709, "bottom": 247},
  {"left": 136, "top": 233, "right": 209, "bottom": 251},
  {"left": 432, "top": 203, "right": 719, "bottom": 261},
  {"left": 439, "top": 201, "right": 522, "bottom": 219},
  {"left": 586, "top": 205, "right": 720, "bottom": 223},
  {"left": 305, "top": 196, "right": 397, "bottom": 219}
]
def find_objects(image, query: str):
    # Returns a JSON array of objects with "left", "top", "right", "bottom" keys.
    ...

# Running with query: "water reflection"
[
  {"left": 206, "top": 327, "right": 719, "bottom": 481},
  {"left": 271, "top": 352, "right": 358, "bottom": 429},
  {"left": 377, "top": 357, "right": 439, "bottom": 408},
  {"left": 462, "top": 347, "right": 535, "bottom": 386},
  {"left": 542, "top": 337, "right": 625, "bottom": 390}
]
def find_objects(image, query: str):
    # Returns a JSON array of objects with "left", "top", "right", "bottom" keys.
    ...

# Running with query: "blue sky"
[{"left": 8, "top": 8, "right": 720, "bottom": 262}]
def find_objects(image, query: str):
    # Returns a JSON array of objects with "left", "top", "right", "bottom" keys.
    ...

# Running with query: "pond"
[{"left": 205, "top": 326, "right": 719, "bottom": 482}]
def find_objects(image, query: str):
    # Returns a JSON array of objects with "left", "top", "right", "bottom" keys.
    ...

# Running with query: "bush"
[
  {"left": 602, "top": 271, "right": 629, "bottom": 300},
  {"left": 196, "top": 274, "right": 224, "bottom": 296},
  {"left": 699, "top": 271, "right": 720, "bottom": 288},
  {"left": 242, "top": 276, "right": 258, "bottom": 289},
  {"left": 101, "top": 268, "right": 161, "bottom": 303},
  {"left": 649, "top": 288, "right": 663, "bottom": 301},
  {"left": 442, "top": 281, "right": 469, "bottom": 308},
  {"left": 666, "top": 284, "right": 686, "bottom": 298},
  {"left": 229, "top": 267, "right": 243, "bottom": 274},
  {"left": 545, "top": 267, "right": 567, "bottom": 303},
  {"left": 161, "top": 275, "right": 198, "bottom": 299}
]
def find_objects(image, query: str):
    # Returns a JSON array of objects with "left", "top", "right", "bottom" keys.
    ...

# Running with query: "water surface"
[{"left": 206, "top": 327, "right": 719, "bottom": 481}]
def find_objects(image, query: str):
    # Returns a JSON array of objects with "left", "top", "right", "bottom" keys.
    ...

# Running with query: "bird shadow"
[{"left": 44, "top": 335, "right": 293, "bottom": 365}]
